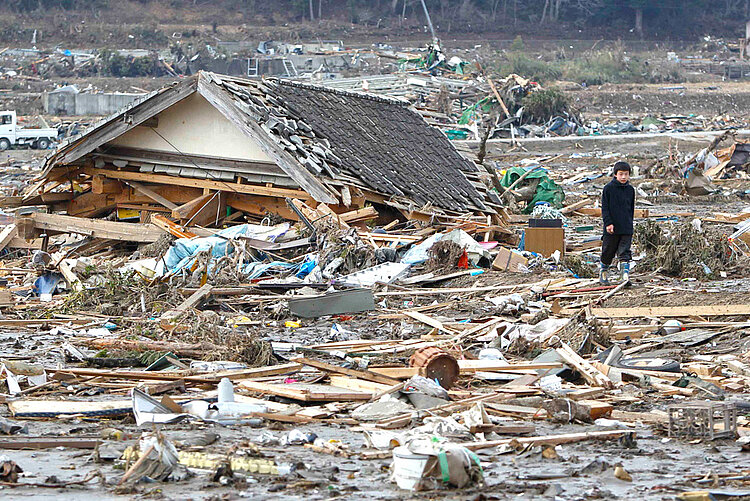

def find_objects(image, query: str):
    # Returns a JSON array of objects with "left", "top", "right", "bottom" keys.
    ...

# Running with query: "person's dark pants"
[{"left": 600, "top": 233, "right": 632, "bottom": 267}]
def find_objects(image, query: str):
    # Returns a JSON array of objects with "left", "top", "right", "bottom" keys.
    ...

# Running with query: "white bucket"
[{"left": 392, "top": 446, "right": 432, "bottom": 490}]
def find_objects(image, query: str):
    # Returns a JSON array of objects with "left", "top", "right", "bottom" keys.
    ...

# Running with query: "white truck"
[{"left": 0, "top": 111, "right": 57, "bottom": 151}]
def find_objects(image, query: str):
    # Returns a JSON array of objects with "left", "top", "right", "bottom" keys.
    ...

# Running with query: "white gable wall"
[{"left": 109, "top": 92, "right": 273, "bottom": 162}]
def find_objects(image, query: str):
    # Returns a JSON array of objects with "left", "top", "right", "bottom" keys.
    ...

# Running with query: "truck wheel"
[
  {"left": 36, "top": 138, "right": 50, "bottom": 150},
  {"left": 0, "top": 138, "right": 9, "bottom": 151}
]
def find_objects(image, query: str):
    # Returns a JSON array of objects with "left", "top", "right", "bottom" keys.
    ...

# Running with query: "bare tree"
[
  {"left": 491, "top": 0, "right": 502, "bottom": 20},
  {"left": 477, "top": 115, "right": 503, "bottom": 193}
]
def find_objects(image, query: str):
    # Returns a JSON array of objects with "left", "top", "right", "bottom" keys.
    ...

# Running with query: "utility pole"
[{"left": 419, "top": 0, "right": 438, "bottom": 43}]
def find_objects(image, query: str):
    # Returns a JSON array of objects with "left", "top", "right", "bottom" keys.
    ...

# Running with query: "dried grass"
[
  {"left": 634, "top": 220, "right": 742, "bottom": 278},
  {"left": 425, "top": 240, "right": 464, "bottom": 272}
]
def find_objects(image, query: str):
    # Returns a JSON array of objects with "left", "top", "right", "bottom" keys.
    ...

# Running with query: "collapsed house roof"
[{"left": 38, "top": 71, "right": 499, "bottom": 219}]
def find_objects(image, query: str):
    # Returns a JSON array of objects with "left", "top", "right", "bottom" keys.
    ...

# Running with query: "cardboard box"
[
  {"left": 492, "top": 246, "right": 529, "bottom": 272},
  {"left": 524, "top": 227, "right": 565, "bottom": 258}
]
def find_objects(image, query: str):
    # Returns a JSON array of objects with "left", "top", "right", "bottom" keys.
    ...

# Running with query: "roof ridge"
[{"left": 268, "top": 78, "right": 409, "bottom": 107}]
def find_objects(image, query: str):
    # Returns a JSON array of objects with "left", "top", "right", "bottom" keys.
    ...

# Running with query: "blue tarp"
[{"left": 160, "top": 223, "right": 289, "bottom": 276}]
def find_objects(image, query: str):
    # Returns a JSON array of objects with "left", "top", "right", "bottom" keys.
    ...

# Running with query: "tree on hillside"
[{"left": 1, "top": 0, "right": 748, "bottom": 39}]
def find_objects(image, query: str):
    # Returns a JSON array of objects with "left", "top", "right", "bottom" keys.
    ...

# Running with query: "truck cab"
[{"left": 0, "top": 111, "right": 58, "bottom": 151}]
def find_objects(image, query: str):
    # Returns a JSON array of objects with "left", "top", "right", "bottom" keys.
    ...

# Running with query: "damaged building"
[{"left": 32, "top": 71, "right": 501, "bottom": 228}]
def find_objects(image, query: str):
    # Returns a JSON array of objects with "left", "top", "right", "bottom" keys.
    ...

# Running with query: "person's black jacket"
[{"left": 601, "top": 178, "right": 635, "bottom": 235}]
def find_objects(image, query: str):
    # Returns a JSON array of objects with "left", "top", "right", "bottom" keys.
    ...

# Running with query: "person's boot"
[
  {"left": 610, "top": 265, "right": 621, "bottom": 282},
  {"left": 619, "top": 261, "right": 630, "bottom": 283},
  {"left": 599, "top": 263, "right": 610, "bottom": 285}
]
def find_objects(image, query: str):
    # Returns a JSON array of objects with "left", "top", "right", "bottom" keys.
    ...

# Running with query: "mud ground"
[{"left": 1, "top": 411, "right": 748, "bottom": 500}]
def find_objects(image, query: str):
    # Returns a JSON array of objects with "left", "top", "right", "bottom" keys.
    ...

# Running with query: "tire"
[
  {"left": 36, "top": 138, "right": 50, "bottom": 150},
  {"left": 613, "top": 357, "right": 681, "bottom": 373},
  {"left": 0, "top": 138, "right": 10, "bottom": 151}
]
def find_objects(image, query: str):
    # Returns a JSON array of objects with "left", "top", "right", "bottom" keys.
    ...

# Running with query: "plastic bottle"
[{"left": 218, "top": 377, "right": 234, "bottom": 403}]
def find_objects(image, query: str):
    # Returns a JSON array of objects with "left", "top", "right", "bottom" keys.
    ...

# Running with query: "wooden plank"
[
  {"left": 339, "top": 206, "right": 378, "bottom": 223},
  {"left": 92, "top": 175, "right": 123, "bottom": 194},
  {"left": 369, "top": 367, "right": 420, "bottom": 379},
  {"left": 484, "top": 402, "right": 547, "bottom": 419},
  {"left": 123, "top": 180, "right": 178, "bottom": 210},
  {"left": 172, "top": 192, "right": 226, "bottom": 226},
  {"left": 84, "top": 167, "right": 312, "bottom": 200},
  {"left": 727, "top": 360, "right": 750, "bottom": 377},
  {"left": 556, "top": 341, "right": 614, "bottom": 388},
  {"left": 611, "top": 409, "right": 669, "bottom": 424},
  {"left": 172, "top": 193, "right": 215, "bottom": 220},
  {"left": 403, "top": 310, "right": 456, "bottom": 334},
  {"left": 9, "top": 399, "right": 133, "bottom": 418},
  {"left": 58, "top": 259, "right": 83, "bottom": 292},
  {"left": 238, "top": 381, "right": 371, "bottom": 402},
  {"left": 578, "top": 399, "right": 614, "bottom": 420},
  {"left": 211, "top": 363, "right": 302, "bottom": 381},
  {"left": 150, "top": 214, "right": 199, "bottom": 239},
  {"left": 576, "top": 207, "right": 649, "bottom": 218},
  {"left": 160, "top": 283, "right": 212, "bottom": 325},
  {"left": 457, "top": 361, "right": 564, "bottom": 373},
  {"left": 51, "top": 367, "right": 218, "bottom": 384},
  {"left": 463, "top": 430, "right": 634, "bottom": 451},
  {"left": 67, "top": 190, "right": 117, "bottom": 217},
  {"left": 0, "top": 224, "right": 17, "bottom": 252},
  {"left": 115, "top": 183, "right": 202, "bottom": 206},
  {"left": 196, "top": 75, "right": 338, "bottom": 204},
  {"left": 0, "top": 318, "right": 95, "bottom": 328},
  {"left": 358, "top": 232, "right": 421, "bottom": 242},
  {"left": 0, "top": 192, "right": 73, "bottom": 208},
  {"left": 369, "top": 362, "right": 560, "bottom": 378},
  {"left": 328, "top": 375, "right": 391, "bottom": 394},
  {"left": 560, "top": 198, "right": 593, "bottom": 215},
  {"left": 295, "top": 357, "right": 401, "bottom": 386},
  {"left": 0, "top": 437, "right": 100, "bottom": 450},
  {"left": 250, "top": 412, "right": 319, "bottom": 424},
  {"left": 573, "top": 305, "right": 750, "bottom": 318},
  {"left": 226, "top": 193, "right": 299, "bottom": 221},
  {"left": 316, "top": 203, "right": 349, "bottom": 229},
  {"left": 16, "top": 212, "right": 164, "bottom": 243},
  {"left": 374, "top": 284, "right": 530, "bottom": 296}
]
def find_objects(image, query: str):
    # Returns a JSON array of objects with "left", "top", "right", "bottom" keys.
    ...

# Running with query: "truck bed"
[{"left": 15, "top": 127, "right": 57, "bottom": 139}]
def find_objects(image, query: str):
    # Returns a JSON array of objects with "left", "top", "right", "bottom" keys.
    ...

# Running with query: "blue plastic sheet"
[
  {"left": 32, "top": 272, "right": 63, "bottom": 296},
  {"left": 159, "top": 223, "right": 289, "bottom": 276},
  {"left": 295, "top": 254, "right": 317, "bottom": 279},
  {"left": 242, "top": 261, "right": 300, "bottom": 279}
]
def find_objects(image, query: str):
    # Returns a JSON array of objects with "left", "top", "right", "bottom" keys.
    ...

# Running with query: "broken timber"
[
  {"left": 463, "top": 430, "right": 635, "bottom": 451},
  {"left": 555, "top": 341, "right": 614, "bottom": 388},
  {"left": 295, "top": 357, "right": 401, "bottom": 386},
  {"left": 159, "top": 284, "right": 213, "bottom": 328},
  {"left": 16, "top": 212, "right": 163, "bottom": 243},
  {"left": 565, "top": 305, "right": 750, "bottom": 318}
]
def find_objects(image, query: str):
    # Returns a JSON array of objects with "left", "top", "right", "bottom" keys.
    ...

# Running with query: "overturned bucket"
[{"left": 391, "top": 446, "right": 432, "bottom": 490}]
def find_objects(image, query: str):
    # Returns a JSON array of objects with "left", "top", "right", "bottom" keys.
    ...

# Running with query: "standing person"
[{"left": 600, "top": 161, "right": 635, "bottom": 284}]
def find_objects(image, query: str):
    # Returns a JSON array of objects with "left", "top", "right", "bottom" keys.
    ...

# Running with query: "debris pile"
[
  {"left": 634, "top": 220, "right": 745, "bottom": 278},
  {"left": 1, "top": 69, "right": 750, "bottom": 500}
]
